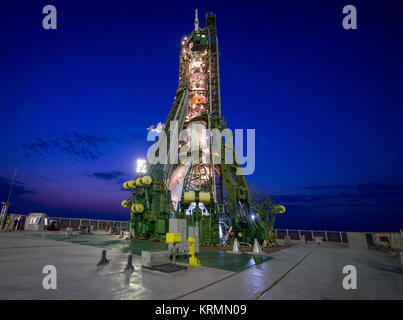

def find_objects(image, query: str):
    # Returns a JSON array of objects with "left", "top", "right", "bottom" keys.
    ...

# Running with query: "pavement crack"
[{"left": 254, "top": 247, "right": 317, "bottom": 300}]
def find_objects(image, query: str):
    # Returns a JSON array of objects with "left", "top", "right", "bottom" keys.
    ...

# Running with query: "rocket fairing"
[{"left": 168, "top": 10, "right": 222, "bottom": 208}]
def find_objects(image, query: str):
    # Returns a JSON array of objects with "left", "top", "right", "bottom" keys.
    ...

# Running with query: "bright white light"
[
  {"left": 136, "top": 159, "right": 147, "bottom": 173},
  {"left": 251, "top": 215, "right": 256, "bottom": 221}
]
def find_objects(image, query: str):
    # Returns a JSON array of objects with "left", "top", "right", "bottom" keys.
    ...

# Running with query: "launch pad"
[
  {"left": 28, "top": 232, "right": 275, "bottom": 272},
  {"left": 0, "top": 231, "right": 402, "bottom": 299}
]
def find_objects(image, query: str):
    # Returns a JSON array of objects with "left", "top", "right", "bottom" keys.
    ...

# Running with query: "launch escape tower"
[{"left": 121, "top": 11, "right": 285, "bottom": 246}]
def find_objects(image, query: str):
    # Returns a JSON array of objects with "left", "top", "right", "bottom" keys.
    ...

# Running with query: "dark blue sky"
[{"left": 1, "top": 0, "right": 402, "bottom": 231}]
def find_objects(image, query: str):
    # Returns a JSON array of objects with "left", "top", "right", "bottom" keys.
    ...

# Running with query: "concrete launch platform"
[{"left": 0, "top": 232, "right": 402, "bottom": 300}]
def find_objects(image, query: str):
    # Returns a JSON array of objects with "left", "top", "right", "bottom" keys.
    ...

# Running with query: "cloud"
[
  {"left": 70, "top": 132, "right": 107, "bottom": 148},
  {"left": 356, "top": 182, "right": 403, "bottom": 193},
  {"left": 91, "top": 171, "right": 130, "bottom": 188},
  {"left": 0, "top": 176, "right": 36, "bottom": 201},
  {"left": 92, "top": 171, "right": 125, "bottom": 181},
  {"left": 306, "top": 181, "right": 403, "bottom": 196},
  {"left": 22, "top": 132, "right": 113, "bottom": 160},
  {"left": 383, "top": 175, "right": 403, "bottom": 183},
  {"left": 307, "top": 185, "right": 353, "bottom": 190},
  {"left": 274, "top": 176, "right": 403, "bottom": 210},
  {"left": 273, "top": 193, "right": 329, "bottom": 203}
]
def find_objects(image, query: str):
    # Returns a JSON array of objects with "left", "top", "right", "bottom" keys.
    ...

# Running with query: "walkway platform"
[{"left": 0, "top": 232, "right": 402, "bottom": 299}]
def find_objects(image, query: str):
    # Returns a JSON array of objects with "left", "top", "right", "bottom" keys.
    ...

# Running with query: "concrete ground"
[
  {"left": 261, "top": 245, "right": 403, "bottom": 300},
  {"left": 0, "top": 231, "right": 402, "bottom": 299}
]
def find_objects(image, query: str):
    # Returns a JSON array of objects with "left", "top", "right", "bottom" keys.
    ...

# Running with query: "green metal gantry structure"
[{"left": 121, "top": 11, "right": 285, "bottom": 245}]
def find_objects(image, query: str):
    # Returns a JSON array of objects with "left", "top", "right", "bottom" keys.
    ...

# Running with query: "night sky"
[{"left": 1, "top": 0, "right": 402, "bottom": 231}]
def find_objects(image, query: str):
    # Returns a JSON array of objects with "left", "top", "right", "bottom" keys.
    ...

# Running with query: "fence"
[
  {"left": 9, "top": 212, "right": 403, "bottom": 251},
  {"left": 47, "top": 216, "right": 129, "bottom": 230},
  {"left": 273, "top": 229, "right": 348, "bottom": 243},
  {"left": 274, "top": 228, "right": 403, "bottom": 251},
  {"left": 9, "top": 213, "right": 129, "bottom": 231}
]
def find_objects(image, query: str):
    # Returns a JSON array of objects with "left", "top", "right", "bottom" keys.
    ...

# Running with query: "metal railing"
[
  {"left": 274, "top": 229, "right": 403, "bottom": 251},
  {"left": 273, "top": 229, "right": 348, "bottom": 243},
  {"left": 47, "top": 216, "right": 129, "bottom": 230},
  {"left": 10, "top": 213, "right": 129, "bottom": 231},
  {"left": 10, "top": 212, "right": 402, "bottom": 251}
]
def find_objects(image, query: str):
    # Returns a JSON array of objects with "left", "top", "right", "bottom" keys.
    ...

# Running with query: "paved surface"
[
  {"left": 261, "top": 245, "right": 403, "bottom": 300},
  {"left": 0, "top": 231, "right": 402, "bottom": 299},
  {"left": 0, "top": 232, "right": 233, "bottom": 299}
]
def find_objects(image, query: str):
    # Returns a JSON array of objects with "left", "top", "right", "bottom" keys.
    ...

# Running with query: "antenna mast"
[
  {"left": 7, "top": 168, "right": 17, "bottom": 203},
  {"left": 194, "top": 9, "right": 199, "bottom": 31},
  {"left": 0, "top": 168, "right": 17, "bottom": 230}
]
